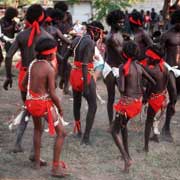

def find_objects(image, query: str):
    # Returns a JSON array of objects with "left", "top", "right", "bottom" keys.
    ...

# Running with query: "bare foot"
[
  {"left": 123, "top": 160, "right": 132, "bottom": 173},
  {"left": 51, "top": 166, "right": 70, "bottom": 177},
  {"left": 12, "top": 144, "right": 24, "bottom": 153}
]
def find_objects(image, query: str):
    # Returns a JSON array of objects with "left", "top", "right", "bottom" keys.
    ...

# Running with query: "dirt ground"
[{"left": 0, "top": 67, "right": 180, "bottom": 180}]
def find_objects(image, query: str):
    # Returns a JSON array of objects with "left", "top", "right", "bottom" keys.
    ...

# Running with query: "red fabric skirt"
[
  {"left": 148, "top": 91, "right": 166, "bottom": 113},
  {"left": 25, "top": 90, "right": 55, "bottom": 135},
  {"left": 70, "top": 61, "right": 93, "bottom": 92},
  {"left": 114, "top": 97, "right": 142, "bottom": 119},
  {"left": 18, "top": 66, "right": 27, "bottom": 92}
]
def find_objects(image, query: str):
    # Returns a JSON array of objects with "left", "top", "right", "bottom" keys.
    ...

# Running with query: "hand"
[{"left": 3, "top": 78, "right": 13, "bottom": 90}]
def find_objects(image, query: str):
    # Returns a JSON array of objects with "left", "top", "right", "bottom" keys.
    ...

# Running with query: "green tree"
[
  {"left": 67, "top": 0, "right": 144, "bottom": 20},
  {"left": 0, "top": 0, "right": 38, "bottom": 7}
]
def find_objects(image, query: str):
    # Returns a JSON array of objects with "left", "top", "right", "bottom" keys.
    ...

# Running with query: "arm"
[
  {"left": 5, "top": 38, "right": 19, "bottom": 78},
  {"left": 56, "top": 28, "right": 71, "bottom": 44},
  {"left": 82, "top": 41, "right": 94, "bottom": 95},
  {"left": 3, "top": 38, "right": 19, "bottom": 90},
  {"left": 141, "top": 65, "right": 156, "bottom": 85},
  {"left": 142, "top": 31, "right": 153, "bottom": 47},
  {"left": 118, "top": 65, "right": 125, "bottom": 93},
  {"left": 48, "top": 68, "right": 63, "bottom": 115},
  {"left": 22, "top": 71, "right": 28, "bottom": 91}
]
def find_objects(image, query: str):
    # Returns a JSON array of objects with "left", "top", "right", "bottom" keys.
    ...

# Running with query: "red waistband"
[{"left": 74, "top": 61, "right": 94, "bottom": 69}]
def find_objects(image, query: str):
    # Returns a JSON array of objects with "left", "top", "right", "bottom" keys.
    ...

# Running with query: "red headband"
[
  {"left": 122, "top": 52, "right": 132, "bottom": 76},
  {"left": 45, "top": 16, "right": 52, "bottom": 23},
  {"left": 40, "top": 47, "right": 57, "bottom": 55},
  {"left": 27, "top": 12, "right": 44, "bottom": 47},
  {"left": 129, "top": 16, "right": 142, "bottom": 26},
  {"left": 145, "top": 49, "right": 164, "bottom": 71}
]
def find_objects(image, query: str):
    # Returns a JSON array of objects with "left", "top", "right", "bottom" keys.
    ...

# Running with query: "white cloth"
[
  {"left": 93, "top": 46, "right": 104, "bottom": 69},
  {"left": 164, "top": 62, "right": 180, "bottom": 78},
  {"left": 111, "top": 67, "right": 119, "bottom": 78},
  {"left": 102, "top": 62, "right": 112, "bottom": 79}
]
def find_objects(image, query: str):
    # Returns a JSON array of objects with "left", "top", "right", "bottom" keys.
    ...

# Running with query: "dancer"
[
  {"left": 111, "top": 41, "right": 155, "bottom": 172},
  {"left": 23, "top": 37, "right": 68, "bottom": 177},
  {"left": 63, "top": 22, "right": 102, "bottom": 145},
  {"left": 104, "top": 9, "right": 125, "bottom": 125},
  {"left": 3, "top": 4, "right": 52, "bottom": 157},
  {"left": 160, "top": 9, "right": 180, "bottom": 141},
  {"left": 143, "top": 46, "right": 169, "bottom": 151}
]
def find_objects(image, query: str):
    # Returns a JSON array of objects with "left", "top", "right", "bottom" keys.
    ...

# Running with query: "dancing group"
[{"left": 2, "top": 2, "right": 180, "bottom": 177}]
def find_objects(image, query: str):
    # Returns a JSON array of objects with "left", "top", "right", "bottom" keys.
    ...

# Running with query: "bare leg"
[
  {"left": 120, "top": 116, "right": 131, "bottom": 160},
  {"left": 104, "top": 72, "right": 116, "bottom": 125},
  {"left": 51, "top": 109, "right": 68, "bottom": 177},
  {"left": 111, "top": 113, "right": 131, "bottom": 172},
  {"left": 73, "top": 90, "right": 82, "bottom": 137},
  {"left": 162, "top": 72, "right": 177, "bottom": 141},
  {"left": 32, "top": 117, "right": 42, "bottom": 169},
  {"left": 144, "top": 106, "right": 155, "bottom": 152},
  {"left": 82, "top": 79, "right": 97, "bottom": 145}
]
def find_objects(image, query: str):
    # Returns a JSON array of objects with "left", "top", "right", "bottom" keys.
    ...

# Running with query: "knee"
[
  {"left": 90, "top": 102, "right": 97, "bottom": 114},
  {"left": 57, "top": 129, "right": 67, "bottom": 138},
  {"left": 167, "top": 103, "right": 175, "bottom": 116}
]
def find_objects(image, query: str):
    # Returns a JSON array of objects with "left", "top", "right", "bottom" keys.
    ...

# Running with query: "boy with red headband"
[
  {"left": 3, "top": 4, "right": 53, "bottom": 155},
  {"left": 129, "top": 11, "right": 153, "bottom": 65},
  {"left": 143, "top": 46, "right": 169, "bottom": 152},
  {"left": 111, "top": 41, "right": 155, "bottom": 172},
  {"left": 23, "top": 37, "right": 68, "bottom": 177}
]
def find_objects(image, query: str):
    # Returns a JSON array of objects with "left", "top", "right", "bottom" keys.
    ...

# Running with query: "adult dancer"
[
  {"left": 160, "top": 9, "right": 180, "bottom": 141},
  {"left": 111, "top": 41, "right": 155, "bottom": 172},
  {"left": 3, "top": 4, "right": 53, "bottom": 156},
  {"left": 104, "top": 9, "right": 125, "bottom": 125},
  {"left": 0, "top": 7, "right": 19, "bottom": 52},
  {"left": 63, "top": 22, "right": 103, "bottom": 145}
]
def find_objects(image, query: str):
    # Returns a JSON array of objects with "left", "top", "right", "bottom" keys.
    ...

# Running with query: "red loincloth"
[
  {"left": 70, "top": 61, "right": 94, "bottom": 92},
  {"left": 18, "top": 64, "right": 27, "bottom": 92},
  {"left": 139, "top": 58, "right": 147, "bottom": 67},
  {"left": 148, "top": 90, "right": 167, "bottom": 113},
  {"left": 25, "top": 90, "right": 55, "bottom": 135},
  {"left": 114, "top": 96, "right": 142, "bottom": 119}
]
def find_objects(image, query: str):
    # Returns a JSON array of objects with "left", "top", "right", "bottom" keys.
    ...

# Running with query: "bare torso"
[
  {"left": 105, "top": 31, "right": 124, "bottom": 67},
  {"left": 161, "top": 28, "right": 180, "bottom": 67}
]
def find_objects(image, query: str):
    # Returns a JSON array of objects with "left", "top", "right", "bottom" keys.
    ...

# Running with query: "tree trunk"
[{"left": 162, "top": 0, "right": 171, "bottom": 20}]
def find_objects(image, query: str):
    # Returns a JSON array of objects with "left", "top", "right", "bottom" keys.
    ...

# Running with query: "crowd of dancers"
[{"left": 1, "top": 2, "right": 180, "bottom": 177}]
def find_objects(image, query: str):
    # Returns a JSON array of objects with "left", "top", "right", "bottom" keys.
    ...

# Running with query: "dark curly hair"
[
  {"left": 106, "top": 9, "right": 125, "bottom": 27},
  {"left": 87, "top": 21, "right": 104, "bottom": 30},
  {"left": 5, "top": 7, "right": 18, "bottom": 20},
  {"left": 123, "top": 41, "right": 139, "bottom": 60},
  {"left": 35, "top": 37, "right": 57, "bottom": 60},
  {"left": 26, "top": 4, "right": 44, "bottom": 24},
  {"left": 54, "top": 1, "right": 68, "bottom": 12},
  {"left": 129, "top": 11, "right": 143, "bottom": 27},
  {"left": 171, "top": 9, "right": 180, "bottom": 24}
]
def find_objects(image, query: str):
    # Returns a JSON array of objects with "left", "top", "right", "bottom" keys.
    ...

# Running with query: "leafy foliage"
[{"left": 67, "top": 0, "right": 144, "bottom": 20}]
